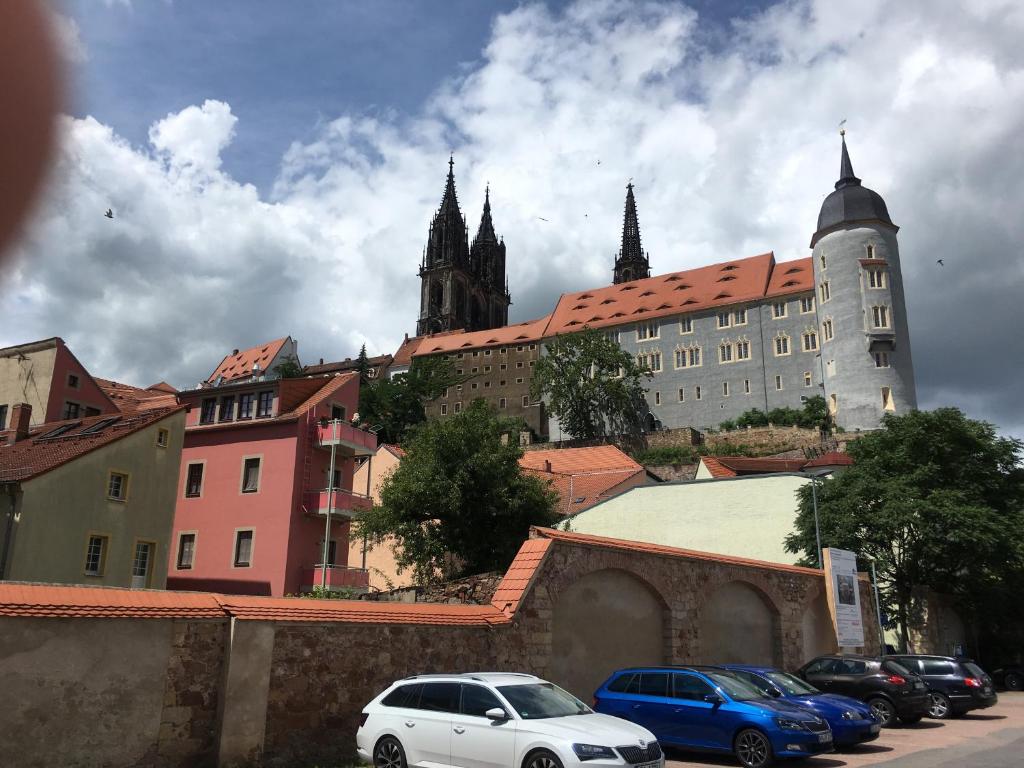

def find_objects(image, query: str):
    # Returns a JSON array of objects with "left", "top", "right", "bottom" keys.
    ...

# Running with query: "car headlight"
[
  {"left": 775, "top": 718, "right": 807, "bottom": 731},
  {"left": 572, "top": 743, "right": 617, "bottom": 761},
  {"left": 841, "top": 710, "right": 858, "bottom": 720}
]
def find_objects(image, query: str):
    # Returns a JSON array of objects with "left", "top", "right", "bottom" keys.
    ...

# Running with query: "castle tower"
[
  {"left": 469, "top": 185, "right": 511, "bottom": 330},
  {"left": 417, "top": 157, "right": 473, "bottom": 335},
  {"left": 613, "top": 183, "right": 651, "bottom": 284},
  {"left": 811, "top": 133, "right": 917, "bottom": 430}
]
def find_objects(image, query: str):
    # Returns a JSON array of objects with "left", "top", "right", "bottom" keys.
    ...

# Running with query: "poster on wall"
[{"left": 823, "top": 547, "right": 865, "bottom": 648}]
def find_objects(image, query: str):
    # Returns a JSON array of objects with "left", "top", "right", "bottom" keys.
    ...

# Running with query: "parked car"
[
  {"left": 885, "top": 655, "right": 997, "bottom": 718},
  {"left": 796, "top": 655, "right": 930, "bottom": 727},
  {"left": 593, "top": 666, "right": 834, "bottom": 768},
  {"left": 713, "top": 665, "right": 880, "bottom": 747},
  {"left": 356, "top": 672, "right": 664, "bottom": 768},
  {"left": 992, "top": 663, "right": 1024, "bottom": 691}
]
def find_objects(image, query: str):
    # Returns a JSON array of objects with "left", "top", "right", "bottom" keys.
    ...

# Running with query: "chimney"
[
  {"left": 10, "top": 403, "right": 31, "bottom": 443},
  {"left": 544, "top": 459, "right": 552, "bottom": 472},
  {"left": 319, "top": 358, "right": 324, "bottom": 365},
  {"left": 232, "top": 349, "right": 240, "bottom": 356}
]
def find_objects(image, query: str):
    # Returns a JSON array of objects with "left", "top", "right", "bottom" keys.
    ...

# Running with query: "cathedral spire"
[
  {"left": 613, "top": 182, "right": 651, "bottom": 284},
  {"left": 438, "top": 154, "right": 460, "bottom": 215},
  {"left": 473, "top": 184, "right": 497, "bottom": 245},
  {"left": 836, "top": 131, "right": 861, "bottom": 190}
]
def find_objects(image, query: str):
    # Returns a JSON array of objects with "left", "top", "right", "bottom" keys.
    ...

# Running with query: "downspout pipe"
[{"left": 0, "top": 483, "right": 17, "bottom": 580}]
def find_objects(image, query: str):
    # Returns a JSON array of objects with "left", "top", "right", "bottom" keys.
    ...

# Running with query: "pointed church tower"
[
  {"left": 469, "top": 185, "right": 511, "bottom": 329},
  {"left": 811, "top": 131, "right": 917, "bottom": 430},
  {"left": 613, "top": 183, "right": 651, "bottom": 284}
]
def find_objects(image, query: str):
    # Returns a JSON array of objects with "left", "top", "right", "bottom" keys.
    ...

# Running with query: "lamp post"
[{"left": 806, "top": 468, "right": 833, "bottom": 570}]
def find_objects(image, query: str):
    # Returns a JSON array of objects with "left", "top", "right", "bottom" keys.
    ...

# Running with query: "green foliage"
[
  {"left": 358, "top": 355, "right": 465, "bottom": 445},
  {"left": 784, "top": 408, "right": 1024, "bottom": 653},
  {"left": 291, "top": 586, "right": 359, "bottom": 600},
  {"left": 633, "top": 445, "right": 699, "bottom": 465},
  {"left": 272, "top": 355, "right": 304, "bottom": 379},
  {"left": 356, "top": 344, "right": 371, "bottom": 384},
  {"left": 355, "top": 400, "right": 559, "bottom": 584},
  {"left": 723, "top": 396, "right": 829, "bottom": 431},
  {"left": 531, "top": 328, "right": 651, "bottom": 440}
]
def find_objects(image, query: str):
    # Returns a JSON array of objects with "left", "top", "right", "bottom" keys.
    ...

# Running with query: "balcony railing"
[
  {"left": 302, "top": 488, "right": 373, "bottom": 519},
  {"left": 315, "top": 419, "right": 377, "bottom": 456},
  {"left": 300, "top": 564, "right": 369, "bottom": 592}
]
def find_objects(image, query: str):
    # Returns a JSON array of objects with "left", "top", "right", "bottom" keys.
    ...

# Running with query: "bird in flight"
[
  {"left": 936, "top": 259, "right": 944, "bottom": 266},
  {"left": 537, "top": 217, "right": 549, "bottom": 222},
  {"left": 104, "top": 209, "right": 113, "bottom": 219}
]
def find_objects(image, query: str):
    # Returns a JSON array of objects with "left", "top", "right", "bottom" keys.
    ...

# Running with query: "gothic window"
[
  {"left": 800, "top": 296, "right": 815, "bottom": 313},
  {"left": 774, "top": 334, "right": 791, "bottom": 356},
  {"left": 736, "top": 340, "right": 751, "bottom": 360},
  {"left": 822, "top": 318, "right": 834, "bottom": 341},
  {"left": 872, "top": 305, "right": 890, "bottom": 328},
  {"left": 455, "top": 284, "right": 467, "bottom": 320},
  {"left": 820, "top": 253, "right": 827, "bottom": 270},
  {"left": 866, "top": 244, "right": 876, "bottom": 259},
  {"left": 802, "top": 331, "right": 818, "bottom": 352},
  {"left": 874, "top": 352, "right": 891, "bottom": 368},
  {"left": 636, "top": 350, "right": 662, "bottom": 373},
  {"left": 882, "top": 386, "right": 895, "bottom": 412},
  {"left": 430, "top": 281, "right": 443, "bottom": 314},
  {"left": 819, "top": 281, "right": 831, "bottom": 303},
  {"left": 718, "top": 343, "right": 733, "bottom": 363},
  {"left": 674, "top": 345, "right": 701, "bottom": 369},
  {"left": 868, "top": 269, "right": 887, "bottom": 289}
]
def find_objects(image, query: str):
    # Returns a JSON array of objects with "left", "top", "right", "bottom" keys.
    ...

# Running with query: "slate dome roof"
[{"left": 812, "top": 135, "right": 893, "bottom": 246}]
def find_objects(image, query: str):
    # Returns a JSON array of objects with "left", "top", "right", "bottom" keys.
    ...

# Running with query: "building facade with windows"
[
  {"left": 0, "top": 403, "right": 185, "bottom": 588},
  {"left": 167, "top": 363, "right": 376, "bottom": 597},
  {"left": 0, "top": 337, "right": 119, "bottom": 428}
]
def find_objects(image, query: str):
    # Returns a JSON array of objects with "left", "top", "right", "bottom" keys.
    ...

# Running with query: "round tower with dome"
[{"left": 811, "top": 132, "right": 917, "bottom": 431}]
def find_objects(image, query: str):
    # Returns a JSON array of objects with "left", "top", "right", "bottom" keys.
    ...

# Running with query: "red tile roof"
[
  {"left": 765, "top": 257, "right": 814, "bottom": 298},
  {"left": 490, "top": 538, "right": 553, "bottom": 614},
  {"left": 303, "top": 355, "right": 393, "bottom": 377},
  {"left": 95, "top": 377, "right": 179, "bottom": 413},
  {"left": 217, "top": 596, "right": 508, "bottom": 625},
  {"left": 0, "top": 407, "right": 183, "bottom": 483},
  {"left": 531, "top": 527, "right": 822, "bottom": 576},
  {"left": 700, "top": 456, "right": 809, "bottom": 477},
  {"left": 0, "top": 583, "right": 223, "bottom": 618},
  {"left": 280, "top": 373, "right": 358, "bottom": 418},
  {"left": 391, "top": 331, "right": 464, "bottom": 369},
  {"left": 520, "top": 445, "right": 640, "bottom": 474},
  {"left": 413, "top": 316, "right": 551, "bottom": 356},
  {"left": 382, "top": 444, "right": 407, "bottom": 458},
  {"left": 520, "top": 446, "right": 645, "bottom": 514},
  {"left": 803, "top": 451, "right": 854, "bottom": 469},
  {"left": 208, "top": 337, "right": 289, "bottom": 383}
]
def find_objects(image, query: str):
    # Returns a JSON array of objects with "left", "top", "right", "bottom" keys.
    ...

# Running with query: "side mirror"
[
  {"left": 485, "top": 707, "right": 509, "bottom": 721},
  {"left": 703, "top": 694, "right": 724, "bottom": 705}
]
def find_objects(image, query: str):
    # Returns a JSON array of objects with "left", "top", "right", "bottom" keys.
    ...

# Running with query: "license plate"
[
  {"left": 870, "top": 724, "right": 881, "bottom": 734},
  {"left": 636, "top": 761, "right": 659, "bottom": 768},
  {"left": 984, "top": 687, "right": 992, "bottom": 695},
  {"left": 818, "top": 732, "right": 832, "bottom": 743}
]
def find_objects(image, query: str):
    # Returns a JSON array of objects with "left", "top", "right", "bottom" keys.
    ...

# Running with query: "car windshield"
[
  {"left": 882, "top": 660, "right": 913, "bottom": 676},
  {"left": 764, "top": 671, "right": 820, "bottom": 696},
  {"left": 705, "top": 672, "right": 769, "bottom": 702},
  {"left": 497, "top": 683, "right": 591, "bottom": 720}
]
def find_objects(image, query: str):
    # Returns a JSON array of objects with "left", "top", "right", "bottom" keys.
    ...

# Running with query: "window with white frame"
[
  {"left": 802, "top": 331, "right": 818, "bottom": 352},
  {"left": 695, "top": 385, "right": 702, "bottom": 400},
  {"left": 677, "top": 388, "right": 685, "bottom": 402},
  {"left": 736, "top": 340, "right": 751, "bottom": 360},
  {"left": 654, "top": 391, "right": 661, "bottom": 405},
  {"left": 606, "top": 330, "right": 620, "bottom": 344},
  {"left": 774, "top": 335, "right": 791, "bottom": 356},
  {"left": 440, "top": 404, "right": 448, "bottom": 415},
  {"left": 722, "top": 381, "right": 730, "bottom": 397},
  {"left": 233, "top": 530, "right": 253, "bottom": 567},
  {"left": 637, "top": 350, "right": 662, "bottom": 372},
  {"left": 718, "top": 343, "right": 733, "bottom": 363},
  {"left": 867, "top": 269, "right": 887, "bottom": 289},
  {"left": 800, "top": 296, "right": 815, "bottom": 313},
  {"left": 107, "top": 472, "right": 128, "bottom": 501},
  {"left": 874, "top": 352, "right": 891, "bottom": 368},
  {"left": 717, "top": 311, "right": 731, "bottom": 329},
  {"left": 85, "top": 535, "right": 108, "bottom": 576},
  {"left": 823, "top": 318, "right": 834, "bottom": 341},
  {"left": 820, "top": 281, "right": 831, "bottom": 303},
  {"left": 804, "top": 371, "right": 812, "bottom": 387},
  {"left": 453, "top": 402, "right": 462, "bottom": 414},
  {"left": 820, "top": 253, "right": 827, "bottom": 270},
  {"left": 636, "top": 321, "right": 659, "bottom": 340},
  {"left": 772, "top": 301, "right": 787, "bottom": 319},
  {"left": 744, "top": 379, "right": 751, "bottom": 394},
  {"left": 679, "top": 317, "right": 693, "bottom": 334},
  {"left": 241, "top": 458, "right": 261, "bottom": 493},
  {"left": 674, "top": 346, "right": 701, "bottom": 368},
  {"left": 176, "top": 533, "right": 196, "bottom": 570},
  {"left": 775, "top": 375, "right": 783, "bottom": 390},
  {"left": 734, "top": 308, "right": 747, "bottom": 325},
  {"left": 872, "top": 305, "right": 890, "bottom": 328},
  {"left": 499, "top": 397, "right": 507, "bottom": 408},
  {"left": 866, "top": 244, "right": 876, "bottom": 259}
]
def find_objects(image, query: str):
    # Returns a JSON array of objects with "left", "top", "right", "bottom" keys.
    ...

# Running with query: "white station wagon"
[{"left": 356, "top": 672, "right": 665, "bottom": 768}]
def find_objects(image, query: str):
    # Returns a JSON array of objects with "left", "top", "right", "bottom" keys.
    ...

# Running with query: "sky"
[{"left": 4, "top": 0, "right": 1023, "bottom": 437}]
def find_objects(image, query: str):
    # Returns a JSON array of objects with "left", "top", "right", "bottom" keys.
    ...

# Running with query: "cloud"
[
  {"left": 49, "top": 12, "right": 88, "bottom": 65},
  {"left": 5, "top": 0, "right": 1024, "bottom": 436}
]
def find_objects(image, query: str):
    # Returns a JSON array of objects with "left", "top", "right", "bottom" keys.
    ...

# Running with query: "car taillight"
[
  {"left": 964, "top": 678, "right": 983, "bottom": 688},
  {"left": 886, "top": 674, "right": 906, "bottom": 685},
  {"left": 359, "top": 712, "right": 369, "bottom": 727}
]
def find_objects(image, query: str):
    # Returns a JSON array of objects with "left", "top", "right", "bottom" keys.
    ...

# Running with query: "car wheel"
[
  {"left": 734, "top": 728, "right": 774, "bottom": 768},
  {"left": 867, "top": 697, "right": 896, "bottom": 727},
  {"left": 1006, "top": 672, "right": 1023, "bottom": 691},
  {"left": 523, "top": 749, "right": 564, "bottom": 768},
  {"left": 928, "top": 692, "right": 952, "bottom": 719},
  {"left": 374, "top": 736, "right": 407, "bottom": 768}
]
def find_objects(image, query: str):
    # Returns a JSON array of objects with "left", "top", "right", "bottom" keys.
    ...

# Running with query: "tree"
[
  {"left": 355, "top": 400, "right": 558, "bottom": 583},
  {"left": 355, "top": 343, "right": 371, "bottom": 384},
  {"left": 784, "top": 408, "right": 1024, "bottom": 652},
  {"left": 357, "top": 355, "right": 464, "bottom": 444},
  {"left": 530, "top": 328, "right": 652, "bottom": 440},
  {"left": 271, "top": 355, "right": 303, "bottom": 378}
]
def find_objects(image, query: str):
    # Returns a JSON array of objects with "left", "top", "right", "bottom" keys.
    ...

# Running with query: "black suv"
[
  {"left": 886, "top": 655, "right": 997, "bottom": 719},
  {"left": 992, "top": 664, "right": 1023, "bottom": 691},
  {"left": 796, "top": 655, "right": 930, "bottom": 727}
]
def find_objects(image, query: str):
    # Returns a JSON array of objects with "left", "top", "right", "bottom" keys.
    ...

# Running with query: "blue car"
[
  {"left": 715, "top": 665, "right": 881, "bottom": 747},
  {"left": 594, "top": 667, "right": 834, "bottom": 768}
]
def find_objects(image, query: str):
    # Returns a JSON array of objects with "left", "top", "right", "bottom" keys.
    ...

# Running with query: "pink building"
[{"left": 167, "top": 348, "right": 377, "bottom": 597}]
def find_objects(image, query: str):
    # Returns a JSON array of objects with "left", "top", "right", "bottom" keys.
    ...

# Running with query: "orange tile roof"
[
  {"left": 0, "top": 407, "right": 183, "bottom": 483},
  {"left": 520, "top": 445, "right": 640, "bottom": 474},
  {"left": 391, "top": 331, "right": 464, "bottom": 368},
  {"left": 490, "top": 538, "right": 553, "bottom": 614},
  {"left": 217, "top": 595, "right": 508, "bottom": 625},
  {"left": 95, "top": 377, "right": 179, "bottom": 413},
  {"left": 280, "top": 373, "right": 358, "bottom": 417},
  {"left": 413, "top": 316, "right": 552, "bottom": 356},
  {"left": 532, "top": 527, "right": 822, "bottom": 576},
  {"left": 303, "top": 354, "right": 393, "bottom": 377},
  {"left": 0, "top": 583, "right": 224, "bottom": 618},
  {"left": 526, "top": 467, "right": 645, "bottom": 515},
  {"left": 803, "top": 451, "right": 854, "bottom": 469},
  {"left": 382, "top": 444, "right": 407, "bottom": 458},
  {"left": 700, "top": 456, "right": 809, "bottom": 477},
  {"left": 765, "top": 256, "right": 814, "bottom": 298},
  {"left": 208, "top": 337, "right": 289, "bottom": 383}
]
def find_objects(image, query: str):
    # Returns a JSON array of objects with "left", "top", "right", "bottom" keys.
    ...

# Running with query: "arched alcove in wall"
[
  {"left": 700, "top": 580, "right": 782, "bottom": 666},
  {"left": 550, "top": 568, "right": 668, "bottom": 698}
]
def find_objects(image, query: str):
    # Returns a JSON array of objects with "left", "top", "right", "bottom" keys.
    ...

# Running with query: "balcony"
[
  {"left": 302, "top": 488, "right": 373, "bottom": 519},
  {"left": 316, "top": 419, "right": 377, "bottom": 456},
  {"left": 300, "top": 564, "right": 369, "bottom": 593}
]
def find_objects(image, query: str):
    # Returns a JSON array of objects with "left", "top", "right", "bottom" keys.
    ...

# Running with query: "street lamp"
[{"left": 805, "top": 468, "right": 833, "bottom": 570}]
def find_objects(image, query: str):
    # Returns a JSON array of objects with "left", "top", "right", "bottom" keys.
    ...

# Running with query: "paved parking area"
[{"left": 665, "top": 692, "right": 1024, "bottom": 768}]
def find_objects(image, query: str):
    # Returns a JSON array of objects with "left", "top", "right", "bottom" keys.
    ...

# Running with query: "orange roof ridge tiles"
[
  {"left": 215, "top": 595, "right": 509, "bottom": 625},
  {"left": 531, "top": 526, "right": 822, "bottom": 576},
  {"left": 699, "top": 456, "right": 733, "bottom": 478},
  {"left": 803, "top": 451, "right": 854, "bottom": 468},
  {"left": 490, "top": 537, "right": 553, "bottom": 614},
  {"left": 700, "top": 455, "right": 845, "bottom": 477},
  {"left": 207, "top": 337, "right": 289, "bottom": 383},
  {"left": 0, "top": 406, "right": 183, "bottom": 483},
  {"left": 0, "top": 582, "right": 225, "bottom": 618},
  {"left": 391, "top": 330, "right": 464, "bottom": 368},
  {"left": 519, "top": 445, "right": 641, "bottom": 474},
  {"left": 413, "top": 315, "right": 552, "bottom": 356},
  {"left": 96, "top": 377, "right": 179, "bottom": 412}
]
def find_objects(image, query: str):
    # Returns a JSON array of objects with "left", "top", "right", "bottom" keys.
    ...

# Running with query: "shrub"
[{"left": 633, "top": 445, "right": 698, "bottom": 465}]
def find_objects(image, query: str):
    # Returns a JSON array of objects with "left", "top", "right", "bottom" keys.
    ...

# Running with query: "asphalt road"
[{"left": 664, "top": 692, "right": 1024, "bottom": 768}]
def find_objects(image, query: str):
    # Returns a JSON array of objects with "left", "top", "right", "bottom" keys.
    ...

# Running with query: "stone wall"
[
  {"left": 644, "top": 463, "right": 698, "bottom": 482},
  {"left": 363, "top": 571, "right": 504, "bottom": 605}
]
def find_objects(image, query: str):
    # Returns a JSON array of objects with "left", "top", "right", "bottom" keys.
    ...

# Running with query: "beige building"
[
  {"left": 0, "top": 403, "right": 185, "bottom": 588},
  {"left": 349, "top": 444, "right": 414, "bottom": 591}
]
